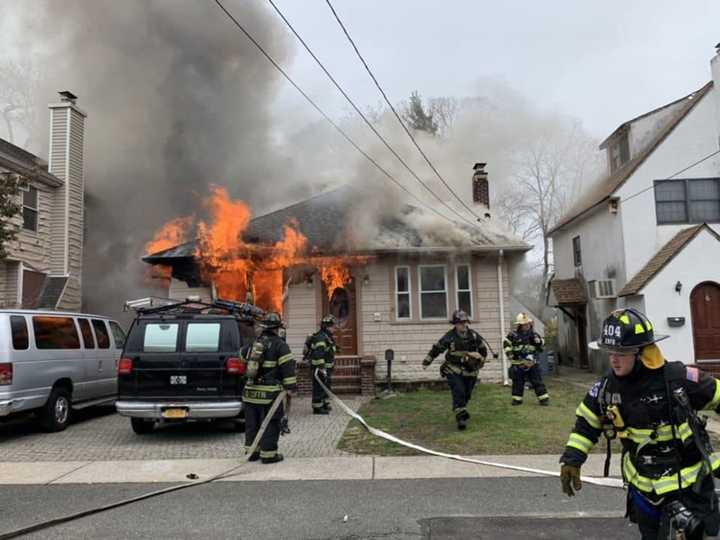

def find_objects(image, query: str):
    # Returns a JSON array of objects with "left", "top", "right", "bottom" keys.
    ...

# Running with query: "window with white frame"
[
  {"left": 456, "top": 264, "right": 473, "bottom": 318},
  {"left": 419, "top": 265, "right": 447, "bottom": 319},
  {"left": 22, "top": 186, "right": 38, "bottom": 232},
  {"left": 394, "top": 266, "right": 411, "bottom": 320}
]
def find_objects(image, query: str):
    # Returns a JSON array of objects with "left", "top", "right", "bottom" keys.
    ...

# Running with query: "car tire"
[
  {"left": 40, "top": 387, "right": 72, "bottom": 432},
  {"left": 131, "top": 418, "right": 155, "bottom": 435}
]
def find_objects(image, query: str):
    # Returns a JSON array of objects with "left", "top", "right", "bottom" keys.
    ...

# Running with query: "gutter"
[
  {"left": 497, "top": 249, "right": 509, "bottom": 386},
  {"left": 0, "top": 154, "right": 64, "bottom": 188}
]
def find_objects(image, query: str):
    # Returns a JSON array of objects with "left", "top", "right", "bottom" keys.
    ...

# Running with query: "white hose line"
[{"left": 315, "top": 372, "right": 623, "bottom": 490}]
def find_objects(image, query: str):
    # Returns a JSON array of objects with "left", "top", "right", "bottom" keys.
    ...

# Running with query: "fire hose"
[
  {"left": 0, "top": 392, "right": 286, "bottom": 540},
  {"left": 0, "top": 378, "right": 624, "bottom": 539}
]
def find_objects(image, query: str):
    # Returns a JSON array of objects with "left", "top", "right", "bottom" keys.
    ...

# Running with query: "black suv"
[{"left": 115, "top": 298, "right": 261, "bottom": 435}]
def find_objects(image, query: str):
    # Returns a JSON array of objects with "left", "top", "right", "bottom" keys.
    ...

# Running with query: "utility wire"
[
  {"left": 264, "top": 0, "right": 481, "bottom": 230},
  {"left": 621, "top": 149, "right": 720, "bottom": 204},
  {"left": 212, "top": 0, "right": 464, "bottom": 228},
  {"left": 324, "top": 0, "right": 485, "bottom": 223}
]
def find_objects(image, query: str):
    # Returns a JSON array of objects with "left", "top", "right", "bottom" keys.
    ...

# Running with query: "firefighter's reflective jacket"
[
  {"left": 427, "top": 328, "right": 488, "bottom": 377},
  {"left": 503, "top": 329, "right": 544, "bottom": 366},
  {"left": 241, "top": 330, "right": 297, "bottom": 405},
  {"left": 561, "top": 348, "right": 720, "bottom": 501},
  {"left": 304, "top": 330, "right": 338, "bottom": 369}
]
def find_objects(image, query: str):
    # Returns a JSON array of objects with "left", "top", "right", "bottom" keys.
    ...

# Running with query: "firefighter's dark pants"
[
  {"left": 510, "top": 364, "right": 548, "bottom": 403},
  {"left": 447, "top": 372, "right": 476, "bottom": 420},
  {"left": 311, "top": 367, "right": 331, "bottom": 410},
  {"left": 629, "top": 477, "right": 719, "bottom": 540},
  {"left": 244, "top": 401, "right": 284, "bottom": 459}
]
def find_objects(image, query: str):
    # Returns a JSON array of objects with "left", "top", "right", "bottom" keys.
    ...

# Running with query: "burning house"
[{"left": 143, "top": 165, "right": 531, "bottom": 387}]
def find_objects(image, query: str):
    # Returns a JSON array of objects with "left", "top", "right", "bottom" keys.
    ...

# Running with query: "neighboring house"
[
  {"left": 548, "top": 49, "right": 720, "bottom": 371},
  {"left": 143, "top": 165, "right": 531, "bottom": 384},
  {"left": 0, "top": 92, "right": 86, "bottom": 311}
]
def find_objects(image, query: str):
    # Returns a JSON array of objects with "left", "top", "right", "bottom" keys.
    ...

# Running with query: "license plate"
[
  {"left": 162, "top": 408, "right": 188, "bottom": 419},
  {"left": 170, "top": 375, "right": 187, "bottom": 385}
]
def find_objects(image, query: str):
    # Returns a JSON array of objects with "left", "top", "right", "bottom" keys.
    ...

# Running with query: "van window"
[
  {"left": 10, "top": 316, "right": 29, "bottom": 350},
  {"left": 78, "top": 318, "right": 96, "bottom": 349},
  {"left": 144, "top": 323, "right": 179, "bottom": 352},
  {"left": 186, "top": 323, "right": 221, "bottom": 352},
  {"left": 109, "top": 321, "right": 126, "bottom": 349},
  {"left": 33, "top": 316, "right": 80, "bottom": 349},
  {"left": 92, "top": 320, "right": 110, "bottom": 349}
]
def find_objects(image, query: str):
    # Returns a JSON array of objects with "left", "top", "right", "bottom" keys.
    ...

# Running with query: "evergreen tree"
[{"left": 403, "top": 91, "right": 438, "bottom": 135}]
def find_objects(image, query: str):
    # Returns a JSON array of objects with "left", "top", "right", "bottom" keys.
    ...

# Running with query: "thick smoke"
[{"left": 9, "top": 0, "right": 300, "bottom": 319}]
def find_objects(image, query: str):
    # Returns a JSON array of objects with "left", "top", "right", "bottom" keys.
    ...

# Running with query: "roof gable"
[
  {"left": 549, "top": 81, "right": 713, "bottom": 236},
  {"left": 618, "top": 224, "right": 720, "bottom": 297}
]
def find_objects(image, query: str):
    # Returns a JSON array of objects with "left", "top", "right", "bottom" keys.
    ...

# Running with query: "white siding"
[
  {"left": 284, "top": 280, "right": 318, "bottom": 361},
  {"left": 48, "top": 107, "right": 68, "bottom": 276},
  {"left": 168, "top": 278, "right": 212, "bottom": 302}
]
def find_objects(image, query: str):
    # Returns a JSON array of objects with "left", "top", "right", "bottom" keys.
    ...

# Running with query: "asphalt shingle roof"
[{"left": 618, "top": 224, "right": 719, "bottom": 297}]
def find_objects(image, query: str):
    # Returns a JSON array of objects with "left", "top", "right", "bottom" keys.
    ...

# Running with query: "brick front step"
[{"left": 330, "top": 385, "right": 362, "bottom": 395}]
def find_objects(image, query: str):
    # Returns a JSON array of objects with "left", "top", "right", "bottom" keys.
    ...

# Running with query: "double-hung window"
[
  {"left": 455, "top": 264, "right": 473, "bottom": 318},
  {"left": 394, "top": 266, "right": 411, "bottom": 320},
  {"left": 419, "top": 265, "right": 448, "bottom": 320},
  {"left": 22, "top": 186, "right": 38, "bottom": 232}
]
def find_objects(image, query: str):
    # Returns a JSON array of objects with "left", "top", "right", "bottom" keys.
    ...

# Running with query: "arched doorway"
[
  {"left": 322, "top": 280, "right": 357, "bottom": 355},
  {"left": 690, "top": 282, "right": 720, "bottom": 361}
]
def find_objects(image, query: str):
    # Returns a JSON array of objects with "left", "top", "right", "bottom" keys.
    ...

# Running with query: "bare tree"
[
  {"left": 428, "top": 96, "right": 458, "bottom": 138},
  {"left": 0, "top": 60, "right": 39, "bottom": 147}
]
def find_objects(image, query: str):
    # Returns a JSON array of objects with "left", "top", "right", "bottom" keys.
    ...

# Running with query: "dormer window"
[{"left": 609, "top": 133, "right": 630, "bottom": 173}]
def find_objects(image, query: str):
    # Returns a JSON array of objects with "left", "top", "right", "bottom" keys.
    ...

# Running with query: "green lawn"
[{"left": 338, "top": 379, "right": 620, "bottom": 456}]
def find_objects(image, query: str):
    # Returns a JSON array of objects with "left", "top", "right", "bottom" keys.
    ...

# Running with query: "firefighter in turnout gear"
[
  {"left": 423, "top": 310, "right": 488, "bottom": 430},
  {"left": 560, "top": 308, "right": 720, "bottom": 539},
  {"left": 504, "top": 313, "right": 549, "bottom": 406},
  {"left": 304, "top": 315, "right": 339, "bottom": 415},
  {"left": 241, "top": 312, "right": 297, "bottom": 464}
]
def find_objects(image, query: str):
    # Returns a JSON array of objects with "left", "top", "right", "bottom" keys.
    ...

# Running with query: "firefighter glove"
[
  {"left": 422, "top": 355, "right": 433, "bottom": 368},
  {"left": 560, "top": 464, "right": 582, "bottom": 497}
]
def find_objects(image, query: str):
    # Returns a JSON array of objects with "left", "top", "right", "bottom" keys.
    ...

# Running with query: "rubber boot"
[
  {"left": 248, "top": 452, "right": 260, "bottom": 462},
  {"left": 539, "top": 399, "right": 550, "bottom": 407},
  {"left": 261, "top": 453, "right": 285, "bottom": 464},
  {"left": 313, "top": 408, "right": 329, "bottom": 415}
]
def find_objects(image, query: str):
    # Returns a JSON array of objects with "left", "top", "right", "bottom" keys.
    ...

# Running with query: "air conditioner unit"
[{"left": 589, "top": 279, "right": 616, "bottom": 299}]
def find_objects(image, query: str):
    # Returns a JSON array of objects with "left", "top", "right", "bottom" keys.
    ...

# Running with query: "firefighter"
[
  {"left": 504, "top": 313, "right": 549, "bottom": 406},
  {"left": 560, "top": 308, "right": 720, "bottom": 539},
  {"left": 304, "top": 315, "right": 339, "bottom": 415},
  {"left": 241, "top": 312, "right": 297, "bottom": 464},
  {"left": 422, "top": 310, "right": 488, "bottom": 430}
]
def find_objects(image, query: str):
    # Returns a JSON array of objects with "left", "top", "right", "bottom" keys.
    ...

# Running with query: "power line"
[
  {"left": 324, "top": 0, "right": 485, "bottom": 223},
  {"left": 621, "top": 149, "right": 720, "bottom": 204},
  {"left": 212, "top": 0, "right": 464, "bottom": 228},
  {"left": 264, "top": 0, "right": 481, "bottom": 229}
]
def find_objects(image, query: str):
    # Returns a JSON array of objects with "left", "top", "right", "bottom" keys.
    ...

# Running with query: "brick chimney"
[
  {"left": 48, "top": 91, "right": 86, "bottom": 311},
  {"left": 472, "top": 162, "right": 489, "bottom": 207}
]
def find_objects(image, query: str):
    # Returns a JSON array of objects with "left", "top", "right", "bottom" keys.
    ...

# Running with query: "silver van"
[{"left": 0, "top": 310, "right": 126, "bottom": 431}]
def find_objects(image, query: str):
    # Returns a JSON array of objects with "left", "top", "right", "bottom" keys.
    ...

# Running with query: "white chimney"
[
  {"left": 712, "top": 44, "right": 720, "bottom": 145},
  {"left": 48, "top": 91, "right": 86, "bottom": 311}
]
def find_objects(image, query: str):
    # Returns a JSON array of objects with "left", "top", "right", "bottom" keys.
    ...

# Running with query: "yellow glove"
[{"left": 560, "top": 464, "right": 582, "bottom": 497}]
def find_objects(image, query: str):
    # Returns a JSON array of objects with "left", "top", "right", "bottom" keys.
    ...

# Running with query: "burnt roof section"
[
  {"left": 143, "top": 185, "right": 530, "bottom": 263},
  {"left": 549, "top": 81, "right": 713, "bottom": 236},
  {"left": 618, "top": 224, "right": 720, "bottom": 297},
  {"left": 0, "top": 137, "right": 63, "bottom": 187},
  {"left": 549, "top": 278, "right": 587, "bottom": 305}
]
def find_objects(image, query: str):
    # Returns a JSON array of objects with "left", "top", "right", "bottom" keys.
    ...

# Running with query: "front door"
[
  {"left": 322, "top": 280, "right": 358, "bottom": 355},
  {"left": 691, "top": 282, "right": 720, "bottom": 361}
]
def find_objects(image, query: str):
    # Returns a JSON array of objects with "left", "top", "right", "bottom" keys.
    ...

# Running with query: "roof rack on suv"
[{"left": 123, "top": 296, "right": 266, "bottom": 321}]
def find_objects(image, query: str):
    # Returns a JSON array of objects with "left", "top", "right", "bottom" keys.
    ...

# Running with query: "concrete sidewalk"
[{"left": 0, "top": 453, "right": 621, "bottom": 485}]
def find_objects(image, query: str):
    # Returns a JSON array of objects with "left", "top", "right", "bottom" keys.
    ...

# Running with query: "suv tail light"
[
  {"left": 226, "top": 357, "right": 245, "bottom": 375},
  {"left": 0, "top": 363, "right": 12, "bottom": 385},
  {"left": 118, "top": 358, "right": 133, "bottom": 375}
]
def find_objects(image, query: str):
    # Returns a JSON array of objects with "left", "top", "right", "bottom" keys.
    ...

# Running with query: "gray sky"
[{"left": 269, "top": 0, "right": 719, "bottom": 138}]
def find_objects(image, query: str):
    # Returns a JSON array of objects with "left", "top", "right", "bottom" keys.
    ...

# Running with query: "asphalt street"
[{"left": 1, "top": 477, "right": 632, "bottom": 540}]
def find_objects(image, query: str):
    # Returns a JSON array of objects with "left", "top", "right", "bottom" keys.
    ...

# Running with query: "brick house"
[
  {"left": 0, "top": 92, "right": 86, "bottom": 310},
  {"left": 144, "top": 165, "right": 531, "bottom": 390}
]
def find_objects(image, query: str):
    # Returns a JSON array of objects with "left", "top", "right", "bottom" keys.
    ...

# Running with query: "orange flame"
[{"left": 144, "top": 216, "right": 193, "bottom": 282}]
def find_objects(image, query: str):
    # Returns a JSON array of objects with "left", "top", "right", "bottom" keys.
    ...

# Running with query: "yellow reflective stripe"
[
  {"left": 623, "top": 423, "right": 693, "bottom": 444},
  {"left": 311, "top": 359, "right": 325, "bottom": 366},
  {"left": 567, "top": 433, "right": 593, "bottom": 454},
  {"left": 623, "top": 452, "right": 720, "bottom": 495},
  {"left": 244, "top": 384, "right": 282, "bottom": 392},
  {"left": 619, "top": 314, "right": 630, "bottom": 324},
  {"left": 282, "top": 376, "right": 297, "bottom": 386},
  {"left": 512, "top": 396, "right": 523, "bottom": 402},
  {"left": 262, "top": 361, "right": 277, "bottom": 368},
  {"left": 243, "top": 397, "right": 273, "bottom": 404},
  {"left": 576, "top": 403, "right": 601, "bottom": 429},
  {"left": 260, "top": 450, "right": 277, "bottom": 458},
  {"left": 278, "top": 353, "right": 294, "bottom": 365},
  {"left": 705, "top": 379, "right": 720, "bottom": 410},
  {"left": 311, "top": 341, "right": 328, "bottom": 349},
  {"left": 634, "top": 323, "right": 645, "bottom": 334}
]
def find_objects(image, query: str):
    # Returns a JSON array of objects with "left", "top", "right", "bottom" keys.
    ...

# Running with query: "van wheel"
[
  {"left": 40, "top": 387, "right": 72, "bottom": 432},
  {"left": 131, "top": 418, "right": 155, "bottom": 435}
]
